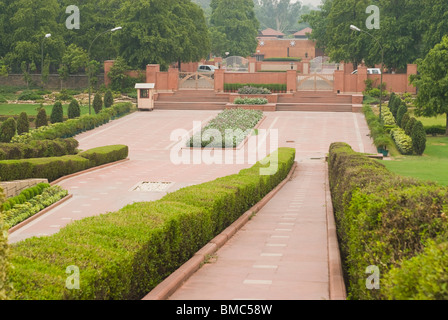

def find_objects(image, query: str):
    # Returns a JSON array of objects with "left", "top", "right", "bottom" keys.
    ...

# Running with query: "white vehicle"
[
  {"left": 351, "top": 68, "right": 382, "bottom": 75},
  {"left": 197, "top": 65, "right": 218, "bottom": 75}
]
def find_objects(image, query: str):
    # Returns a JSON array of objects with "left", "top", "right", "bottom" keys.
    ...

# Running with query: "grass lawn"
[
  {"left": 382, "top": 136, "right": 448, "bottom": 186},
  {"left": 0, "top": 103, "right": 90, "bottom": 116}
]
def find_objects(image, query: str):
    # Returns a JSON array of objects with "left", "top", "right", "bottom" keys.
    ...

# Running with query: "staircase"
[
  {"left": 277, "top": 91, "right": 353, "bottom": 112},
  {"left": 154, "top": 90, "right": 228, "bottom": 110}
]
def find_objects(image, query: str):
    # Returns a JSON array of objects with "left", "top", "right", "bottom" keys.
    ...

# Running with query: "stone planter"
[{"left": 225, "top": 103, "right": 276, "bottom": 112}]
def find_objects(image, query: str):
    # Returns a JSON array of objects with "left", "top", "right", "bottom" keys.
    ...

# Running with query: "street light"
[
  {"left": 41, "top": 33, "right": 51, "bottom": 86},
  {"left": 88, "top": 27, "right": 122, "bottom": 114},
  {"left": 350, "top": 24, "right": 384, "bottom": 122}
]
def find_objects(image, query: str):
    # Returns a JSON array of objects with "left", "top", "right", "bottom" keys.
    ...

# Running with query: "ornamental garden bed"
[
  {"left": 225, "top": 103, "right": 276, "bottom": 112},
  {"left": 229, "top": 93, "right": 278, "bottom": 104}
]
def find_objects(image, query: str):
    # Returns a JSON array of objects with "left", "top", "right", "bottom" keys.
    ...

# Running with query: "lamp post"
[
  {"left": 350, "top": 24, "right": 384, "bottom": 122},
  {"left": 41, "top": 33, "right": 51, "bottom": 87},
  {"left": 88, "top": 27, "right": 122, "bottom": 114}
]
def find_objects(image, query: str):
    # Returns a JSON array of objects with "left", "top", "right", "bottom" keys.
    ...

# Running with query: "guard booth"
[{"left": 135, "top": 83, "right": 155, "bottom": 111}]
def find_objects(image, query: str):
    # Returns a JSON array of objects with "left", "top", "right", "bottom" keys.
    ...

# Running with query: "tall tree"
[
  {"left": 210, "top": 0, "right": 259, "bottom": 57},
  {"left": 410, "top": 35, "right": 448, "bottom": 135},
  {"left": 254, "top": 0, "right": 305, "bottom": 34}
]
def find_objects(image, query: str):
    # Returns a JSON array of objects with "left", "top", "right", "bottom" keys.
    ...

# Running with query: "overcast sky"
[{"left": 299, "top": 0, "right": 322, "bottom": 8}]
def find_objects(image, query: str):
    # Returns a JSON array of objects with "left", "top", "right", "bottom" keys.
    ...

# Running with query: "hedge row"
[
  {"left": 328, "top": 142, "right": 448, "bottom": 300},
  {"left": 11, "top": 103, "right": 133, "bottom": 144},
  {"left": 224, "top": 83, "right": 287, "bottom": 93},
  {"left": 390, "top": 127, "right": 413, "bottom": 155},
  {"left": 362, "top": 104, "right": 394, "bottom": 150},
  {"left": 0, "top": 186, "right": 7, "bottom": 300},
  {"left": 0, "top": 138, "right": 79, "bottom": 160},
  {"left": 0, "top": 145, "right": 128, "bottom": 182},
  {"left": 2, "top": 183, "right": 50, "bottom": 211},
  {"left": 8, "top": 148, "right": 296, "bottom": 300}
]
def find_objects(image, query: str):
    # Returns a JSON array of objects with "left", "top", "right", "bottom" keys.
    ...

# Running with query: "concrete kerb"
[
  {"left": 142, "top": 161, "right": 298, "bottom": 300},
  {"left": 324, "top": 161, "right": 347, "bottom": 300}
]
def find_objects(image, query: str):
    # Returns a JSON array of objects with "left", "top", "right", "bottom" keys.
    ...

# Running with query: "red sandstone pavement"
[{"left": 8, "top": 109, "right": 376, "bottom": 300}]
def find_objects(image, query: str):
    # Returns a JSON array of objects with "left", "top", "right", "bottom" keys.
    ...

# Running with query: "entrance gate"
[
  {"left": 179, "top": 72, "right": 214, "bottom": 90},
  {"left": 298, "top": 56, "right": 337, "bottom": 91}
]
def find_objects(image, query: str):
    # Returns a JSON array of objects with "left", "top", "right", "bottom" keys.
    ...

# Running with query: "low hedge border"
[
  {"left": 8, "top": 148, "right": 296, "bottom": 300},
  {"left": 11, "top": 103, "right": 134, "bottom": 144},
  {"left": 328, "top": 142, "right": 448, "bottom": 300},
  {"left": 2, "top": 182, "right": 50, "bottom": 211},
  {"left": 0, "top": 145, "right": 129, "bottom": 182},
  {"left": 0, "top": 138, "right": 79, "bottom": 160}
]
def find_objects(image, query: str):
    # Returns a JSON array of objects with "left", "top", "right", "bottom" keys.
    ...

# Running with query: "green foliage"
[
  {"left": 233, "top": 97, "right": 268, "bottom": 105},
  {"left": 362, "top": 104, "right": 393, "bottom": 149},
  {"left": 92, "top": 93, "right": 103, "bottom": 114},
  {"left": 67, "top": 99, "right": 81, "bottom": 119},
  {"left": 396, "top": 103, "right": 408, "bottom": 127},
  {"left": 50, "top": 102, "right": 63, "bottom": 124},
  {"left": 411, "top": 121, "right": 427, "bottom": 156},
  {"left": 0, "top": 118, "right": 17, "bottom": 143},
  {"left": 0, "top": 139, "right": 79, "bottom": 160},
  {"left": 2, "top": 183, "right": 50, "bottom": 212},
  {"left": 404, "top": 117, "right": 417, "bottom": 136},
  {"left": 11, "top": 103, "right": 133, "bottom": 144},
  {"left": 237, "top": 86, "right": 271, "bottom": 95},
  {"left": 8, "top": 148, "right": 295, "bottom": 300},
  {"left": 104, "top": 90, "right": 114, "bottom": 109},
  {"left": 3, "top": 185, "right": 67, "bottom": 229},
  {"left": 391, "top": 127, "right": 413, "bottom": 155},
  {"left": 16, "top": 112, "right": 29, "bottom": 136},
  {"left": 0, "top": 183, "right": 8, "bottom": 299},
  {"left": 35, "top": 108, "right": 48, "bottom": 129},
  {"left": 380, "top": 106, "right": 396, "bottom": 126},
  {"left": 188, "top": 108, "right": 263, "bottom": 148},
  {"left": 328, "top": 142, "right": 448, "bottom": 300},
  {"left": 210, "top": 0, "right": 259, "bottom": 57},
  {"left": 0, "top": 145, "right": 128, "bottom": 182},
  {"left": 224, "top": 83, "right": 286, "bottom": 93},
  {"left": 17, "top": 91, "right": 42, "bottom": 101},
  {"left": 425, "top": 125, "right": 446, "bottom": 136},
  {"left": 400, "top": 112, "right": 410, "bottom": 131}
]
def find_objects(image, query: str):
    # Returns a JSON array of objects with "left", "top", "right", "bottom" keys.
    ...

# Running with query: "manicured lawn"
[
  {"left": 0, "top": 103, "right": 90, "bottom": 116},
  {"left": 382, "top": 136, "right": 448, "bottom": 186}
]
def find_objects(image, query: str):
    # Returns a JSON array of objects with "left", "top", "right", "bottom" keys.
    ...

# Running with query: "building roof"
[
  {"left": 259, "top": 28, "right": 285, "bottom": 37},
  {"left": 294, "top": 27, "right": 313, "bottom": 37}
]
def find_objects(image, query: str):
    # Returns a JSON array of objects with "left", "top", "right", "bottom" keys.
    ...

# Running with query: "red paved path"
[{"left": 8, "top": 110, "right": 376, "bottom": 299}]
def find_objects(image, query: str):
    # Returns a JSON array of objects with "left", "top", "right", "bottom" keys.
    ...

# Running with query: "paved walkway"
[{"left": 8, "top": 109, "right": 376, "bottom": 300}]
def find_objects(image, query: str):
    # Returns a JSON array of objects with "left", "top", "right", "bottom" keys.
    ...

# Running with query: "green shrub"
[
  {"left": 78, "top": 145, "right": 128, "bottom": 167},
  {"left": 396, "top": 102, "right": 408, "bottom": 127},
  {"left": 425, "top": 125, "right": 446, "bottom": 136},
  {"left": 104, "top": 90, "right": 114, "bottom": 109},
  {"left": 67, "top": 99, "right": 81, "bottom": 119},
  {"left": 0, "top": 118, "right": 16, "bottom": 143},
  {"left": 11, "top": 103, "right": 133, "bottom": 144},
  {"left": 2, "top": 183, "right": 50, "bottom": 211},
  {"left": 391, "top": 127, "right": 413, "bottom": 155},
  {"left": 233, "top": 97, "right": 268, "bottom": 105},
  {"left": 362, "top": 104, "right": 393, "bottom": 150},
  {"left": 380, "top": 106, "right": 395, "bottom": 126},
  {"left": 0, "top": 139, "right": 79, "bottom": 160},
  {"left": 224, "top": 83, "right": 286, "bottom": 93},
  {"left": 404, "top": 117, "right": 417, "bottom": 136},
  {"left": 411, "top": 121, "right": 427, "bottom": 155},
  {"left": 328, "top": 142, "right": 448, "bottom": 300},
  {"left": 237, "top": 86, "right": 271, "bottom": 95},
  {"left": 0, "top": 184, "right": 9, "bottom": 300},
  {"left": 50, "top": 102, "right": 64, "bottom": 124},
  {"left": 16, "top": 112, "right": 29, "bottom": 136},
  {"left": 93, "top": 93, "right": 103, "bottom": 114},
  {"left": 35, "top": 108, "right": 48, "bottom": 129},
  {"left": 400, "top": 112, "right": 410, "bottom": 131},
  {"left": 17, "top": 90, "right": 42, "bottom": 101},
  {"left": 0, "top": 144, "right": 127, "bottom": 182},
  {"left": 8, "top": 148, "right": 295, "bottom": 300}
]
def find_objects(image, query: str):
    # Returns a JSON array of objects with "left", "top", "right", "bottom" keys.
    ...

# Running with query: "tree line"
[{"left": 301, "top": 0, "right": 448, "bottom": 72}]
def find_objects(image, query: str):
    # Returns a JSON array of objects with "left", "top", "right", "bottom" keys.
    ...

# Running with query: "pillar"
[
  {"left": 214, "top": 68, "right": 225, "bottom": 92},
  {"left": 286, "top": 70, "right": 297, "bottom": 93}
]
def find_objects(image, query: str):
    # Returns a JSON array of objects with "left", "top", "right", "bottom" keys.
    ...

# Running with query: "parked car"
[
  {"left": 351, "top": 68, "right": 382, "bottom": 75},
  {"left": 197, "top": 65, "right": 218, "bottom": 78}
]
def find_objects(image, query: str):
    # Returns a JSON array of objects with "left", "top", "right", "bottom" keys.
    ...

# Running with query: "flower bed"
[
  {"left": 187, "top": 108, "right": 264, "bottom": 148},
  {"left": 233, "top": 97, "right": 268, "bottom": 105},
  {"left": 3, "top": 185, "right": 68, "bottom": 229}
]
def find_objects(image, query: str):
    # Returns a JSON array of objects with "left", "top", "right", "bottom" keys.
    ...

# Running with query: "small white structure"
[{"left": 135, "top": 83, "right": 155, "bottom": 111}]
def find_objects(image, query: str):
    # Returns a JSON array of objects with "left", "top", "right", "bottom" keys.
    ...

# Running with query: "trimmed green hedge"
[
  {"left": 328, "top": 142, "right": 448, "bottom": 300},
  {"left": 8, "top": 148, "right": 295, "bottom": 300},
  {"left": 224, "top": 83, "right": 286, "bottom": 93},
  {"left": 0, "top": 145, "right": 129, "bottom": 182},
  {"left": 0, "top": 138, "right": 79, "bottom": 160},
  {"left": 11, "top": 103, "right": 133, "bottom": 144},
  {"left": 0, "top": 185, "right": 8, "bottom": 300},
  {"left": 2, "top": 183, "right": 50, "bottom": 211}
]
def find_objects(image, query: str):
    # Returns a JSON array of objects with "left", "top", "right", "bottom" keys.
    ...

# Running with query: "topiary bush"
[
  {"left": 104, "top": 90, "right": 114, "bottom": 109},
  {"left": 391, "top": 127, "right": 413, "bottom": 155},
  {"left": 0, "top": 138, "right": 79, "bottom": 160},
  {"left": 396, "top": 102, "right": 408, "bottom": 127},
  {"left": 16, "top": 112, "right": 29, "bottom": 136},
  {"left": 400, "top": 112, "right": 410, "bottom": 131},
  {"left": 67, "top": 99, "right": 81, "bottom": 119},
  {"left": 93, "top": 93, "right": 103, "bottom": 114},
  {"left": 411, "top": 120, "right": 427, "bottom": 155},
  {"left": 0, "top": 118, "right": 16, "bottom": 143},
  {"left": 35, "top": 108, "right": 48, "bottom": 129},
  {"left": 50, "top": 101, "right": 64, "bottom": 124},
  {"left": 404, "top": 116, "right": 417, "bottom": 136}
]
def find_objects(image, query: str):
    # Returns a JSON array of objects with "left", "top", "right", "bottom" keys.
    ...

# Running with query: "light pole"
[
  {"left": 350, "top": 24, "right": 384, "bottom": 122},
  {"left": 88, "top": 27, "right": 122, "bottom": 114},
  {"left": 41, "top": 33, "right": 51, "bottom": 87}
]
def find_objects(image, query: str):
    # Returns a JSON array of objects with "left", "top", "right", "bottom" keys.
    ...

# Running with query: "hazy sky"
[{"left": 300, "top": 0, "right": 322, "bottom": 8}]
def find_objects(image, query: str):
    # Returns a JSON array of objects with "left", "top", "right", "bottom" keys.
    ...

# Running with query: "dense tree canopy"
[{"left": 302, "top": 0, "right": 448, "bottom": 70}]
